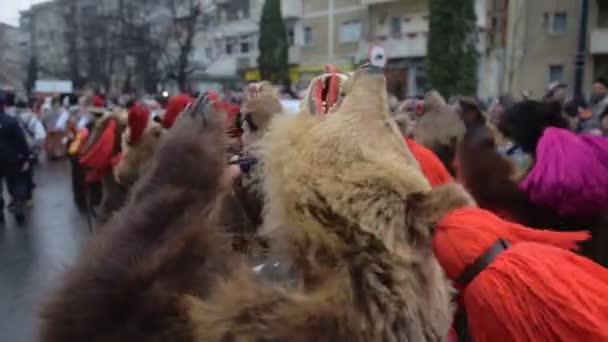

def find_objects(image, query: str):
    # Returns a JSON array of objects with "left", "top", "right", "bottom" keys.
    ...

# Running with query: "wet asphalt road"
[{"left": 1, "top": 160, "right": 89, "bottom": 342}]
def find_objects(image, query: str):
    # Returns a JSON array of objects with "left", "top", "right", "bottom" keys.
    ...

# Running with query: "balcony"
[
  {"left": 360, "top": 32, "right": 427, "bottom": 59},
  {"left": 281, "top": 0, "right": 302, "bottom": 18},
  {"left": 361, "top": 0, "right": 396, "bottom": 5},
  {"left": 591, "top": 28, "right": 608, "bottom": 54}
]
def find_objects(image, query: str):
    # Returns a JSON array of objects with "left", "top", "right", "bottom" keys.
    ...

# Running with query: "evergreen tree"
[
  {"left": 25, "top": 56, "right": 38, "bottom": 94},
  {"left": 426, "top": 0, "right": 479, "bottom": 98},
  {"left": 258, "top": 0, "right": 289, "bottom": 85}
]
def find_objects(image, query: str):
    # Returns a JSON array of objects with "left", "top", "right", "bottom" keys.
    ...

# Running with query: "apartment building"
[
  {"left": 363, "top": 0, "right": 429, "bottom": 98},
  {"left": 297, "top": 0, "right": 366, "bottom": 86},
  {"left": 590, "top": 1, "right": 608, "bottom": 81},
  {"left": 199, "top": 0, "right": 303, "bottom": 88},
  {"left": 0, "top": 23, "right": 28, "bottom": 91},
  {"left": 20, "top": 1, "right": 67, "bottom": 80},
  {"left": 504, "top": 0, "right": 597, "bottom": 98}
]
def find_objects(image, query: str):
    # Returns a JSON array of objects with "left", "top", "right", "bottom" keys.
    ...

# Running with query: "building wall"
[
  {"left": 0, "top": 23, "right": 28, "bottom": 91},
  {"left": 300, "top": 0, "right": 364, "bottom": 76},
  {"left": 505, "top": 0, "right": 595, "bottom": 98},
  {"left": 20, "top": 1, "right": 68, "bottom": 80}
]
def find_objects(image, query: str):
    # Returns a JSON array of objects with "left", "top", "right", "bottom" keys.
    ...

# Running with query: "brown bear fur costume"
[
  {"left": 113, "top": 113, "right": 165, "bottom": 187},
  {"left": 79, "top": 108, "right": 129, "bottom": 223},
  {"left": 413, "top": 91, "right": 465, "bottom": 174},
  {"left": 41, "top": 68, "right": 473, "bottom": 342}
]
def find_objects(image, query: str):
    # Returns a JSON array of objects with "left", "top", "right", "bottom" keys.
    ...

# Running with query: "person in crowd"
[
  {"left": 0, "top": 93, "right": 31, "bottom": 224},
  {"left": 15, "top": 99, "right": 46, "bottom": 205},
  {"left": 588, "top": 77, "right": 608, "bottom": 135},
  {"left": 563, "top": 96, "right": 589, "bottom": 133},
  {"left": 43, "top": 97, "right": 70, "bottom": 160},
  {"left": 544, "top": 82, "right": 568, "bottom": 103}
]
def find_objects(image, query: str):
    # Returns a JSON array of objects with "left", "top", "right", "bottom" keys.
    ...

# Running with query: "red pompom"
[
  {"left": 162, "top": 94, "right": 192, "bottom": 129},
  {"left": 91, "top": 95, "right": 106, "bottom": 108},
  {"left": 128, "top": 104, "right": 150, "bottom": 144}
]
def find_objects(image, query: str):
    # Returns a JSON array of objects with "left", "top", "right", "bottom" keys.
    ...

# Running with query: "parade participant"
[
  {"left": 0, "top": 94, "right": 30, "bottom": 224},
  {"left": 113, "top": 103, "right": 164, "bottom": 187},
  {"left": 456, "top": 99, "right": 608, "bottom": 265},
  {"left": 413, "top": 91, "right": 465, "bottom": 175},
  {"left": 42, "top": 61, "right": 468, "bottom": 341},
  {"left": 432, "top": 206, "right": 608, "bottom": 342},
  {"left": 79, "top": 106, "right": 128, "bottom": 223},
  {"left": 15, "top": 99, "right": 46, "bottom": 205},
  {"left": 588, "top": 77, "right": 608, "bottom": 134},
  {"left": 43, "top": 97, "right": 70, "bottom": 160}
]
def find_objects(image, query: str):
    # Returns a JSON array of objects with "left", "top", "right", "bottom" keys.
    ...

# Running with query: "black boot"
[{"left": 12, "top": 202, "right": 25, "bottom": 225}]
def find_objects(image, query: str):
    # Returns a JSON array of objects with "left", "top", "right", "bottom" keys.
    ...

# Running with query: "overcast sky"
[{"left": 1, "top": 0, "right": 48, "bottom": 27}]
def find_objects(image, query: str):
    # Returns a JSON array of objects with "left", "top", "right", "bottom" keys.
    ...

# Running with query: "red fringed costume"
[
  {"left": 80, "top": 119, "right": 119, "bottom": 183},
  {"left": 434, "top": 207, "right": 608, "bottom": 342}
]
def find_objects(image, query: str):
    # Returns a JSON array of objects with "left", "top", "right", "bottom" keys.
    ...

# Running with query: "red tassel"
[
  {"left": 465, "top": 244, "right": 608, "bottom": 341},
  {"left": 433, "top": 207, "right": 607, "bottom": 341},
  {"left": 128, "top": 104, "right": 150, "bottom": 144}
]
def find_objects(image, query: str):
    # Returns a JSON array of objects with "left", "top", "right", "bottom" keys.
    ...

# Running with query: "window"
[
  {"left": 549, "top": 65, "right": 564, "bottom": 83},
  {"left": 226, "top": 43, "right": 233, "bottom": 55},
  {"left": 241, "top": 42, "right": 249, "bottom": 54},
  {"left": 303, "top": 26, "right": 313, "bottom": 46},
  {"left": 288, "top": 27, "right": 295, "bottom": 46},
  {"left": 390, "top": 17, "right": 402, "bottom": 36},
  {"left": 550, "top": 12, "right": 567, "bottom": 35},
  {"left": 224, "top": 0, "right": 249, "bottom": 21},
  {"left": 339, "top": 20, "right": 361, "bottom": 43}
]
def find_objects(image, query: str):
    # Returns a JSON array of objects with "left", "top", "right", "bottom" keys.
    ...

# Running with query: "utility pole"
[
  {"left": 574, "top": 0, "right": 589, "bottom": 98},
  {"left": 328, "top": 0, "right": 335, "bottom": 61}
]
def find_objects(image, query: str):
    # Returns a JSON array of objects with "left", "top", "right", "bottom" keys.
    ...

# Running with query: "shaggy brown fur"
[
  {"left": 413, "top": 91, "right": 465, "bottom": 174},
  {"left": 455, "top": 99, "right": 564, "bottom": 227},
  {"left": 114, "top": 118, "right": 165, "bottom": 187},
  {"left": 41, "top": 70, "right": 471, "bottom": 342}
]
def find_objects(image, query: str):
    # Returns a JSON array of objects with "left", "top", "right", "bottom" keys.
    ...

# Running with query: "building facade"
[
  {"left": 20, "top": 1, "right": 68, "bottom": 81},
  {"left": 297, "top": 0, "right": 365, "bottom": 86},
  {"left": 503, "top": 0, "right": 597, "bottom": 98},
  {"left": 0, "top": 23, "right": 28, "bottom": 91},
  {"left": 197, "top": 0, "right": 303, "bottom": 90}
]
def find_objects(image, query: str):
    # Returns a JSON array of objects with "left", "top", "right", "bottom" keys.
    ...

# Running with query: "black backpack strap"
[
  {"left": 457, "top": 239, "right": 511, "bottom": 287},
  {"left": 453, "top": 239, "right": 511, "bottom": 342}
]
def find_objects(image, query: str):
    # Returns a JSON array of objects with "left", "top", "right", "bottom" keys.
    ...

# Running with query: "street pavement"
[{"left": 0, "top": 160, "right": 89, "bottom": 342}]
